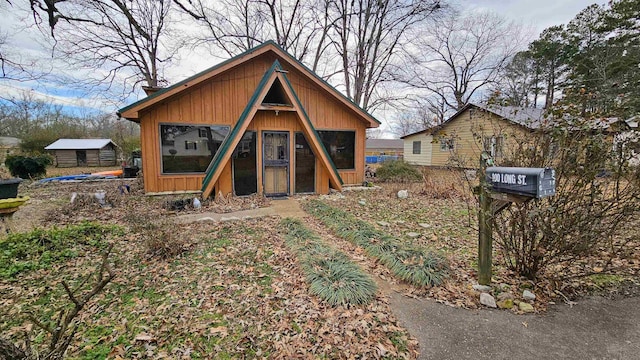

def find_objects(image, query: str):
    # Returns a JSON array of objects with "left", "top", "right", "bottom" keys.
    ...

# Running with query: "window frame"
[
  {"left": 159, "top": 123, "right": 230, "bottom": 175},
  {"left": 412, "top": 141, "right": 421, "bottom": 154},
  {"left": 440, "top": 138, "right": 455, "bottom": 152},
  {"left": 317, "top": 129, "right": 357, "bottom": 170}
]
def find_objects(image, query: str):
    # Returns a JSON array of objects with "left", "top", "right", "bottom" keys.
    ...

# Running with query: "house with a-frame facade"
[{"left": 118, "top": 41, "right": 380, "bottom": 198}]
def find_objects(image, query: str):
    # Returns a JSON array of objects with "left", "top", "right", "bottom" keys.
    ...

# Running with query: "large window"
[
  {"left": 318, "top": 130, "right": 356, "bottom": 169},
  {"left": 160, "top": 124, "right": 230, "bottom": 173},
  {"left": 412, "top": 141, "right": 421, "bottom": 154}
]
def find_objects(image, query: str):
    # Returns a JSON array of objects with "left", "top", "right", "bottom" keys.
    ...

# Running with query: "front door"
[
  {"left": 263, "top": 131, "right": 289, "bottom": 196},
  {"left": 76, "top": 150, "right": 87, "bottom": 166}
]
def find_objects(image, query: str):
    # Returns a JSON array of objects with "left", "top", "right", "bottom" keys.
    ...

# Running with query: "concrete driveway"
[{"left": 390, "top": 293, "right": 640, "bottom": 360}]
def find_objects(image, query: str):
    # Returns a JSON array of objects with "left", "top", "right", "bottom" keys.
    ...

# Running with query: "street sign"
[{"left": 486, "top": 167, "right": 555, "bottom": 199}]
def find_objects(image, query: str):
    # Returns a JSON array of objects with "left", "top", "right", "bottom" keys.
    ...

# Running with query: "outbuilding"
[
  {"left": 118, "top": 41, "right": 380, "bottom": 198},
  {"left": 44, "top": 139, "right": 119, "bottom": 167}
]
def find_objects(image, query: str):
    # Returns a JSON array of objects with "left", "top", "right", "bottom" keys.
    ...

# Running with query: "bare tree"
[
  {"left": 331, "top": 0, "right": 442, "bottom": 111},
  {"left": 29, "top": 0, "right": 180, "bottom": 94},
  {"left": 175, "top": 0, "right": 333, "bottom": 69},
  {"left": 402, "top": 9, "right": 526, "bottom": 112}
]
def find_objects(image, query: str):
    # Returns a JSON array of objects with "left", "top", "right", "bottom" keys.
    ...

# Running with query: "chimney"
[{"left": 142, "top": 86, "right": 163, "bottom": 96}]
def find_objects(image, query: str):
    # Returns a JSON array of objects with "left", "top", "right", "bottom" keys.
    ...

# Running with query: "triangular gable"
[
  {"left": 118, "top": 41, "right": 380, "bottom": 128},
  {"left": 201, "top": 60, "right": 343, "bottom": 198}
]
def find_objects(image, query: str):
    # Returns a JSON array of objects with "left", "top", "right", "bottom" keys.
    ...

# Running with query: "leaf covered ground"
[{"left": 2, "top": 172, "right": 639, "bottom": 358}]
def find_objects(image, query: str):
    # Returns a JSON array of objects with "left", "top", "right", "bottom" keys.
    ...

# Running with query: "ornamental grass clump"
[
  {"left": 280, "top": 218, "right": 377, "bottom": 306},
  {"left": 303, "top": 200, "right": 448, "bottom": 287}
]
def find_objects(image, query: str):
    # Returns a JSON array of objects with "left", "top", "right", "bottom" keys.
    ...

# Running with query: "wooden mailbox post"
[{"left": 477, "top": 153, "right": 556, "bottom": 285}]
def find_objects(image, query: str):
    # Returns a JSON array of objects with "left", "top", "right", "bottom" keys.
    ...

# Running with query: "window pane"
[
  {"left": 233, "top": 131, "right": 257, "bottom": 195},
  {"left": 295, "top": 132, "right": 315, "bottom": 193},
  {"left": 413, "top": 141, "right": 421, "bottom": 154},
  {"left": 160, "top": 124, "right": 230, "bottom": 173},
  {"left": 318, "top": 130, "right": 355, "bottom": 169}
]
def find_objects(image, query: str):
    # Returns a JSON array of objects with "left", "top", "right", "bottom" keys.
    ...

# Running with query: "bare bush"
[
  {"left": 420, "top": 168, "right": 467, "bottom": 199},
  {"left": 127, "top": 213, "right": 189, "bottom": 258},
  {"left": 493, "top": 119, "right": 640, "bottom": 280}
]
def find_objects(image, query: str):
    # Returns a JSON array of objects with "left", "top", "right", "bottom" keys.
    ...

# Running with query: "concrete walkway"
[
  {"left": 176, "top": 197, "right": 305, "bottom": 223},
  {"left": 390, "top": 292, "right": 640, "bottom": 360}
]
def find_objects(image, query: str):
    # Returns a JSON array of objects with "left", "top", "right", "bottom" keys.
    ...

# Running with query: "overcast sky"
[{"left": 0, "top": 0, "right": 600, "bottom": 116}]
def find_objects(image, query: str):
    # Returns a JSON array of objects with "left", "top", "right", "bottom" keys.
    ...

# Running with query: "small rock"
[
  {"left": 480, "top": 293, "right": 497, "bottom": 308},
  {"left": 497, "top": 299, "right": 514, "bottom": 309},
  {"left": 497, "top": 292, "right": 514, "bottom": 301},
  {"left": 406, "top": 232, "right": 420, "bottom": 238},
  {"left": 397, "top": 190, "right": 409, "bottom": 199},
  {"left": 377, "top": 221, "right": 390, "bottom": 227},
  {"left": 358, "top": 199, "right": 366, "bottom": 205},
  {"left": 473, "top": 284, "right": 493, "bottom": 293},
  {"left": 418, "top": 223, "right": 431, "bottom": 228},
  {"left": 519, "top": 302, "right": 535, "bottom": 313},
  {"left": 523, "top": 290, "right": 536, "bottom": 301}
]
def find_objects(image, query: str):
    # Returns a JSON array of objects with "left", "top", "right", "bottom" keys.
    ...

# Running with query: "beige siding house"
[
  {"left": 401, "top": 131, "right": 433, "bottom": 166},
  {"left": 402, "top": 104, "right": 546, "bottom": 168}
]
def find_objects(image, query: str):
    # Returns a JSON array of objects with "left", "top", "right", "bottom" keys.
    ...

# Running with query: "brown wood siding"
[
  {"left": 138, "top": 53, "right": 368, "bottom": 193},
  {"left": 431, "top": 108, "right": 529, "bottom": 168},
  {"left": 52, "top": 150, "right": 78, "bottom": 167}
]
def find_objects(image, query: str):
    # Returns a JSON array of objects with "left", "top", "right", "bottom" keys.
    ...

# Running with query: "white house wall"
[{"left": 403, "top": 133, "right": 433, "bottom": 166}]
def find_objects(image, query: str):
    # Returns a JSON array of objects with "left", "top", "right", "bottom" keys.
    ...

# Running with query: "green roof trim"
[
  {"left": 117, "top": 40, "right": 380, "bottom": 127},
  {"left": 201, "top": 59, "right": 344, "bottom": 195},
  {"left": 280, "top": 70, "right": 343, "bottom": 185},
  {"left": 200, "top": 60, "right": 280, "bottom": 193}
]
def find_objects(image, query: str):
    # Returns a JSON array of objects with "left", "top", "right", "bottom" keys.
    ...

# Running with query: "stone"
[
  {"left": 397, "top": 190, "right": 409, "bottom": 199},
  {"left": 220, "top": 216, "right": 241, "bottom": 222},
  {"left": 497, "top": 292, "right": 514, "bottom": 301},
  {"left": 497, "top": 299, "right": 514, "bottom": 309},
  {"left": 358, "top": 199, "right": 366, "bottom": 205},
  {"left": 418, "top": 223, "right": 431, "bottom": 228},
  {"left": 406, "top": 232, "right": 420, "bottom": 238},
  {"left": 480, "top": 293, "right": 497, "bottom": 308},
  {"left": 472, "top": 284, "right": 493, "bottom": 293},
  {"left": 519, "top": 302, "right": 535, "bottom": 313},
  {"left": 377, "top": 221, "right": 390, "bottom": 227},
  {"left": 523, "top": 290, "right": 536, "bottom": 301}
]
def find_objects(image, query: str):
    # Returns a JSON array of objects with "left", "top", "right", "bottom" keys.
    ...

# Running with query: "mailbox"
[{"left": 486, "top": 167, "right": 555, "bottom": 199}]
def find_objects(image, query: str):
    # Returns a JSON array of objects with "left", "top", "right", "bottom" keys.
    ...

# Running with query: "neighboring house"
[
  {"left": 365, "top": 139, "right": 403, "bottom": 164},
  {"left": 403, "top": 103, "right": 547, "bottom": 168},
  {"left": 117, "top": 41, "right": 380, "bottom": 197},
  {"left": 45, "top": 139, "right": 119, "bottom": 167},
  {"left": 365, "top": 139, "right": 403, "bottom": 156},
  {"left": 400, "top": 130, "right": 433, "bottom": 166}
]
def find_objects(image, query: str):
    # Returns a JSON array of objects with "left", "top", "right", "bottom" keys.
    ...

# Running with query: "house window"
[
  {"left": 185, "top": 141, "right": 197, "bottom": 150},
  {"left": 160, "top": 124, "right": 230, "bottom": 173},
  {"left": 440, "top": 138, "right": 455, "bottom": 152},
  {"left": 318, "top": 130, "right": 356, "bottom": 169},
  {"left": 412, "top": 141, "right": 421, "bottom": 154},
  {"left": 483, "top": 136, "right": 504, "bottom": 158}
]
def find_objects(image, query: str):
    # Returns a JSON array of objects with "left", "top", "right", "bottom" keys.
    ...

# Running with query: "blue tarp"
[{"left": 365, "top": 155, "right": 400, "bottom": 164}]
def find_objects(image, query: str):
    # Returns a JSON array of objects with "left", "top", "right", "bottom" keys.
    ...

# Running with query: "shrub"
[
  {"left": 490, "top": 116, "right": 640, "bottom": 280},
  {"left": 4, "top": 154, "right": 53, "bottom": 179},
  {"left": 303, "top": 200, "right": 449, "bottom": 287},
  {"left": 127, "top": 214, "right": 189, "bottom": 258},
  {"left": 281, "top": 218, "right": 377, "bottom": 306},
  {"left": 375, "top": 160, "right": 422, "bottom": 182}
]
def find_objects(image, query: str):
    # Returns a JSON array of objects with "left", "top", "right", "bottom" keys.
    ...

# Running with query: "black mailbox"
[{"left": 486, "top": 167, "right": 555, "bottom": 199}]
